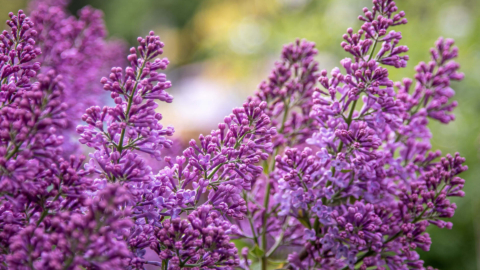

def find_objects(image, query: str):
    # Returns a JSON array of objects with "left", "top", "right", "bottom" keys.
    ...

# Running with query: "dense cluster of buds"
[
  {"left": 0, "top": 0, "right": 467, "bottom": 269},
  {"left": 29, "top": 0, "right": 125, "bottom": 155}
]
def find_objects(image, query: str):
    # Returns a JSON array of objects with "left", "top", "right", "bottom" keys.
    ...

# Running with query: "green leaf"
[
  {"left": 249, "top": 244, "right": 265, "bottom": 258},
  {"left": 231, "top": 239, "right": 249, "bottom": 250},
  {"left": 298, "top": 218, "right": 311, "bottom": 229},
  {"left": 262, "top": 160, "right": 269, "bottom": 174},
  {"left": 341, "top": 169, "right": 352, "bottom": 173}
]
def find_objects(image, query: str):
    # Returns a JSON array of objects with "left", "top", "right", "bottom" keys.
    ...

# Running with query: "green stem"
[
  {"left": 261, "top": 98, "right": 290, "bottom": 270},
  {"left": 279, "top": 98, "right": 290, "bottom": 134},
  {"left": 367, "top": 36, "right": 379, "bottom": 62},
  {"left": 4, "top": 143, "right": 20, "bottom": 160},
  {"left": 266, "top": 217, "right": 289, "bottom": 257},
  {"left": 243, "top": 192, "right": 259, "bottom": 246},
  {"left": 207, "top": 162, "right": 227, "bottom": 180},
  {"left": 261, "top": 180, "right": 271, "bottom": 270}
]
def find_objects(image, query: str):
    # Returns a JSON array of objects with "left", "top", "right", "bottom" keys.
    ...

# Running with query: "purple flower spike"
[
  {"left": 29, "top": 0, "right": 125, "bottom": 155},
  {"left": 155, "top": 100, "right": 276, "bottom": 219},
  {"left": 151, "top": 205, "right": 240, "bottom": 269},
  {"left": 0, "top": 0, "right": 468, "bottom": 269},
  {"left": 7, "top": 184, "right": 132, "bottom": 270}
]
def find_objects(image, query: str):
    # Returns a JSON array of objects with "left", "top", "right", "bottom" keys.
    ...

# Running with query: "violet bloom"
[
  {"left": 0, "top": 0, "right": 469, "bottom": 269},
  {"left": 77, "top": 31, "right": 173, "bottom": 185},
  {"left": 76, "top": 31, "right": 177, "bottom": 267},
  {"left": 0, "top": 12, "right": 68, "bottom": 254},
  {"left": 29, "top": 0, "right": 125, "bottom": 155},
  {"left": 150, "top": 205, "right": 239, "bottom": 269},
  {"left": 6, "top": 184, "right": 132, "bottom": 269},
  {"left": 262, "top": 0, "right": 467, "bottom": 269}
]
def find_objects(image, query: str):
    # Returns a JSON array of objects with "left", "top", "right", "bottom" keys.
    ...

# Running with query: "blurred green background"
[{"left": 5, "top": 0, "right": 480, "bottom": 268}]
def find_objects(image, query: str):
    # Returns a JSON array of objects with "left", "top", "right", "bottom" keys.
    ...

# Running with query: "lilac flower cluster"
[
  {"left": 253, "top": 39, "right": 319, "bottom": 148},
  {"left": 29, "top": 0, "right": 125, "bottom": 155},
  {"left": 255, "top": 1, "right": 466, "bottom": 269},
  {"left": 0, "top": 3, "right": 132, "bottom": 270},
  {"left": 150, "top": 205, "right": 239, "bottom": 269},
  {"left": 7, "top": 184, "right": 132, "bottom": 269},
  {"left": 0, "top": 10, "right": 67, "bottom": 200},
  {"left": 0, "top": 0, "right": 468, "bottom": 269},
  {"left": 75, "top": 26, "right": 275, "bottom": 268}
]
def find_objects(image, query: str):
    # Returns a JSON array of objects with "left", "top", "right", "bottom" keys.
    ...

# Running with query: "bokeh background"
[{"left": 3, "top": 0, "right": 480, "bottom": 269}]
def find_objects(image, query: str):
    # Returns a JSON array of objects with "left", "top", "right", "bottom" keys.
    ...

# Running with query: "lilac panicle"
[
  {"left": 254, "top": 1, "right": 467, "bottom": 269},
  {"left": 77, "top": 30, "right": 173, "bottom": 184},
  {"left": 396, "top": 37, "right": 463, "bottom": 125},
  {"left": 155, "top": 100, "right": 275, "bottom": 217},
  {"left": 29, "top": 0, "right": 125, "bottom": 155},
  {"left": 0, "top": 11, "right": 45, "bottom": 173},
  {"left": 0, "top": 11, "right": 69, "bottom": 201},
  {"left": 122, "top": 76, "right": 275, "bottom": 267},
  {"left": 0, "top": 13, "right": 79, "bottom": 263},
  {"left": 0, "top": 0, "right": 469, "bottom": 269},
  {"left": 74, "top": 27, "right": 277, "bottom": 268},
  {"left": 76, "top": 31, "right": 178, "bottom": 267},
  {"left": 0, "top": 9, "right": 109, "bottom": 270},
  {"left": 0, "top": 154, "right": 96, "bottom": 269},
  {"left": 6, "top": 184, "right": 132, "bottom": 270},
  {"left": 232, "top": 39, "right": 322, "bottom": 265},
  {"left": 251, "top": 38, "right": 320, "bottom": 148},
  {"left": 150, "top": 205, "right": 239, "bottom": 269}
]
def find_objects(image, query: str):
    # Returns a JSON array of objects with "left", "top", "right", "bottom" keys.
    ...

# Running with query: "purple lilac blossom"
[
  {"left": 150, "top": 205, "right": 239, "bottom": 269},
  {"left": 76, "top": 28, "right": 275, "bottom": 268},
  {"left": 0, "top": 0, "right": 469, "bottom": 269},
  {"left": 29, "top": 0, "right": 126, "bottom": 155},
  {"left": 7, "top": 184, "right": 132, "bottom": 269},
  {"left": 0, "top": 11, "right": 63, "bottom": 247},
  {"left": 76, "top": 31, "right": 178, "bottom": 267},
  {"left": 0, "top": 9, "right": 129, "bottom": 270},
  {"left": 259, "top": 1, "right": 467, "bottom": 269}
]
